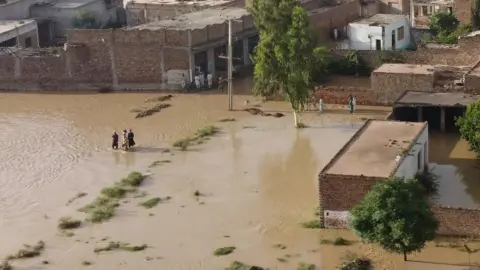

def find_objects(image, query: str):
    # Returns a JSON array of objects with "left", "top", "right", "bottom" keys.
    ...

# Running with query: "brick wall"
[
  {"left": 315, "top": 86, "right": 378, "bottom": 105},
  {"left": 309, "top": 0, "right": 361, "bottom": 42},
  {"left": 319, "top": 175, "right": 480, "bottom": 236},
  {"left": 432, "top": 205, "right": 480, "bottom": 236},
  {"left": 371, "top": 71, "right": 434, "bottom": 105},
  {"left": 455, "top": 0, "right": 474, "bottom": 25}
]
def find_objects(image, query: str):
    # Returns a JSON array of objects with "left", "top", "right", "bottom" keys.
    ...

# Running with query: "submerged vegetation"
[
  {"left": 6, "top": 241, "right": 45, "bottom": 260},
  {"left": 139, "top": 196, "right": 171, "bottom": 208},
  {"left": 213, "top": 246, "right": 236, "bottom": 256},
  {"left": 339, "top": 252, "right": 373, "bottom": 270},
  {"left": 80, "top": 172, "right": 146, "bottom": 222},
  {"left": 58, "top": 217, "right": 82, "bottom": 230},
  {"left": 172, "top": 125, "right": 219, "bottom": 151},
  {"left": 93, "top": 242, "right": 148, "bottom": 253}
]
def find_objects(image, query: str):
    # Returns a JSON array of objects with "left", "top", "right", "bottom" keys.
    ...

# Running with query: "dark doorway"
[
  {"left": 445, "top": 107, "right": 465, "bottom": 132},
  {"left": 375, "top": 39, "right": 381, "bottom": 50},
  {"left": 393, "top": 107, "right": 417, "bottom": 122},
  {"left": 194, "top": 51, "right": 207, "bottom": 74},
  {"left": 0, "top": 37, "right": 16, "bottom": 47},
  {"left": 391, "top": 30, "right": 396, "bottom": 50}
]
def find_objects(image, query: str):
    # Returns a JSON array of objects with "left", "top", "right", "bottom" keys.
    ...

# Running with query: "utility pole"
[
  {"left": 219, "top": 18, "right": 242, "bottom": 111},
  {"left": 227, "top": 19, "right": 233, "bottom": 111}
]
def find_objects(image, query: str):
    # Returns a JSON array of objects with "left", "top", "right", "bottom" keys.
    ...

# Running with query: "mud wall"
[{"left": 432, "top": 205, "right": 480, "bottom": 236}]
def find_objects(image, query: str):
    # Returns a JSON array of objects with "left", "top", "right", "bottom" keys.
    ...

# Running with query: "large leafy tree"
[
  {"left": 349, "top": 178, "right": 438, "bottom": 261},
  {"left": 456, "top": 101, "right": 480, "bottom": 157},
  {"left": 248, "top": 0, "right": 318, "bottom": 127}
]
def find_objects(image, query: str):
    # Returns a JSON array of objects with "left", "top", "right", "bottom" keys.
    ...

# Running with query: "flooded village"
[{"left": 0, "top": 0, "right": 480, "bottom": 268}]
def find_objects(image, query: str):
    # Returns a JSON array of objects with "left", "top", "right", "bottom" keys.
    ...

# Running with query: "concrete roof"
[
  {"left": 394, "top": 91, "right": 480, "bottom": 107},
  {"left": 129, "top": 7, "right": 249, "bottom": 30},
  {"left": 31, "top": 0, "right": 98, "bottom": 9},
  {"left": 373, "top": 63, "right": 434, "bottom": 75},
  {"left": 322, "top": 120, "right": 427, "bottom": 178},
  {"left": 127, "top": 0, "right": 232, "bottom": 6},
  {"left": 350, "top": 14, "right": 407, "bottom": 26},
  {"left": 0, "top": 20, "right": 36, "bottom": 35}
]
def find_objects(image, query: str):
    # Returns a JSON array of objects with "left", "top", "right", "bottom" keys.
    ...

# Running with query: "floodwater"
[
  {"left": 429, "top": 132, "right": 480, "bottom": 209},
  {"left": 0, "top": 91, "right": 479, "bottom": 270}
]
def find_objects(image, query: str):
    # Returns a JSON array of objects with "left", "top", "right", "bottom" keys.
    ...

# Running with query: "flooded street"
[{"left": 0, "top": 92, "right": 479, "bottom": 270}]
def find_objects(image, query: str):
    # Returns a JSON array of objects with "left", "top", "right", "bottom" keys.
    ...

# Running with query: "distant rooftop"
[
  {"left": 395, "top": 91, "right": 480, "bottom": 107},
  {"left": 129, "top": 7, "right": 249, "bottom": 30},
  {"left": 322, "top": 120, "right": 427, "bottom": 178},
  {"left": 413, "top": 0, "right": 454, "bottom": 5},
  {"left": 31, "top": 0, "right": 98, "bottom": 9},
  {"left": 0, "top": 20, "right": 36, "bottom": 35},
  {"left": 127, "top": 0, "right": 232, "bottom": 5},
  {"left": 373, "top": 63, "right": 434, "bottom": 75},
  {"left": 351, "top": 14, "right": 407, "bottom": 26}
]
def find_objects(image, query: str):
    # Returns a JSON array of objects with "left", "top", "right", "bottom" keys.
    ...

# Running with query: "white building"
[
  {"left": 340, "top": 14, "right": 412, "bottom": 50},
  {"left": 0, "top": 20, "right": 38, "bottom": 48}
]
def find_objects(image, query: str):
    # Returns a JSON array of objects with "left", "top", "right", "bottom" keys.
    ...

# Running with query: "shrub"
[{"left": 58, "top": 217, "right": 82, "bottom": 230}]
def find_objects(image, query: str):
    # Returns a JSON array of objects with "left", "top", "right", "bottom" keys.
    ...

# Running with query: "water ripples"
[{"left": 0, "top": 114, "right": 88, "bottom": 216}]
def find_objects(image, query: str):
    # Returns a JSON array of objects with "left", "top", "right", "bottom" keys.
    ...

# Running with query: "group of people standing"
[
  {"left": 180, "top": 67, "right": 214, "bottom": 90},
  {"left": 111, "top": 129, "right": 135, "bottom": 150}
]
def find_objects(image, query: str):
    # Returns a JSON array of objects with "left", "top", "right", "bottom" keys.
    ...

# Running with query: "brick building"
[{"left": 318, "top": 119, "right": 429, "bottom": 228}]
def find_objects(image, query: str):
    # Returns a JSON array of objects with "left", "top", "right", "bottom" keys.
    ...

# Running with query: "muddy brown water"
[{"left": 0, "top": 93, "right": 479, "bottom": 270}]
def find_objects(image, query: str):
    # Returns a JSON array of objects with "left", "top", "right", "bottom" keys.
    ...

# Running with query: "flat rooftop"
[
  {"left": 0, "top": 20, "right": 36, "bottom": 34},
  {"left": 351, "top": 14, "right": 407, "bottom": 26},
  {"left": 394, "top": 91, "right": 480, "bottom": 107},
  {"left": 129, "top": 7, "right": 249, "bottom": 30},
  {"left": 127, "top": 0, "right": 232, "bottom": 5},
  {"left": 323, "top": 120, "right": 427, "bottom": 178},
  {"left": 373, "top": 63, "right": 434, "bottom": 75},
  {"left": 31, "top": 0, "right": 98, "bottom": 9},
  {"left": 413, "top": 0, "right": 454, "bottom": 5}
]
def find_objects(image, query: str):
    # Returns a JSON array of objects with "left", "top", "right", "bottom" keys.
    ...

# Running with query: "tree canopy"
[
  {"left": 248, "top": 0, "right": 320, "bottom": 127},
  {"left": 349, "top": 178, "right": 438, "bottom": 261},
  {"left": 456, "top": 101, "right": 480, "bottom": 157}
]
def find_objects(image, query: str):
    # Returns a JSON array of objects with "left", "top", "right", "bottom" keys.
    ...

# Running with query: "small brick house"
[{"left": 318, "top": 119, "right": 429, "bottom": 228}]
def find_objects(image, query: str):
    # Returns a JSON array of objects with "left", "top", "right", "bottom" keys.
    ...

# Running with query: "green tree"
[
  {"left": 473, "top": 0, "right": 480, "bottom": 30},
  {"left": 72, "top": 11, "right": 100, "bottom": 29},
  {"left": 349, "top": 178, "right": 438, "bottom": 261},
  {"left": 248, "top": 0, "right": 321, "bottom": 127},
  {"left": 456, "top": 101, "right": 480, "bottom": 157},
  {"left": 428, "top": 12, "right": 459, "bottom": 35}
]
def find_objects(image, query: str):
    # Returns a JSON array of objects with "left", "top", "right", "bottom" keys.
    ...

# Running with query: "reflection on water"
[{"left": 429, "top": 132, "right": 480, "bottom": 208}]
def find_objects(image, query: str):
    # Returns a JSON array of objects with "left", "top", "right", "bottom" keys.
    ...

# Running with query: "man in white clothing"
[{"left": 207, "top": 73, "right": 213, "bottom": 88}]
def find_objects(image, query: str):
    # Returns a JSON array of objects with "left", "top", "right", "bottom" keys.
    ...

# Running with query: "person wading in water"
[
  {"left": 112, "top": 131, "right": 119, "bottom": 150},
  {"left": 128, "top": 129, "right": 136, "bottom": 147}
]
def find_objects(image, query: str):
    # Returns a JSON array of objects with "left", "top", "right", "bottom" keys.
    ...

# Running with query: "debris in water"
[
  {"left": 145, "top": 95, "right": 173, "bottom": 103},
  {"left": 244, "top": 108, "right": 284, "bottom": 118},
  {"left": 135, "top": 104, "right": 171, "bottom": 118}
]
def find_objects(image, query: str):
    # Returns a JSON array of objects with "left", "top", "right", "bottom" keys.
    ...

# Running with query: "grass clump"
[
  {"left": 139, "top": 197, "right": 171, "bottom": 208},
  {"left": 119, "top": 172, "right": 145, "bottom": 187},
  {"left": 0, "top": 261, "right": 12, "bottom": 270},
  {"left": 333, "top": 237, "right": 351, "bottom": 246},
  {"left": 82, "top": 260, "right": 92, "bottom": 266},
  {"left": 172, "top": 138, "right": 191, "bottom": 151},
  {"left": 6, "top": 241, "right": 45, "bottom": 260},
  {"left": 213, "top": 246, "right": 236, "bottom": 256},
  {"left": 196, "top": 125, "right": 218, "bottom": 137},
  {"left": 100, "top": 186, "right": 129, "bottom": 198},
  {"left": 296, "top": 122, "right": 308, "bottom": 129},
  {"left": 58, "top": 217, "right": 82, "bottom": 230},
  {"left": 94, "top": 242, "right": 148, "bottom": 253},
  {"left": 297, "top": 262, "right": 316, "bottom": 270},
  {"left": 66, "top": 192, "right": 88, "bottom": 205},
  {"left": 339, "top": 252, "right": 372, "bottom": 270},
  {"left": 219, "top": 118, "right": 236, "bottom": 122},
  {"left": 226, "top": 261, "right": 265, "bottom": 270},
  {"left": 301, "top": 219, "right": 321, "bottom": 229}
]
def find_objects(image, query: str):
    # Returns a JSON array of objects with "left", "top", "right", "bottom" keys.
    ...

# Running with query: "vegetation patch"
[
  {"left": 296, "top": 122, "right": 308, "bottom": 129},
  {"left": 213, "top": 246, "right": 236, "bottom": 256},
  {"left": 0, "top": 261, "right": 12, "bottom": 270},
  {"left": 319, "top": 237, "right": 352, "bottom": 246},
  {"left": 80, "top": 172, "right": 146, "bottom": 222},
  {"left": 145, "top": 95, "right": 173, "bottom": 103},
  {"left": 135, "top": 103, "right": 171, "bottom": 119},
  {"left": 339, "top": 252, "right": 372, "bottom": 270},
  {"left": 82, "top": 260, "right": 93, "bottom": 266},
  {"left": 226, "top": 261, "right": 265, "bottom": 270},
  {"left": 6, "top": 241, "right": 45, "bottom": 260},
  {"left": 414, "top": 170, "right": 439, "bottom": 195},
  {"left": 66, "top": 192, "right": 88, "bottom": 206},
  {"left": 297, "top": 262, "right": 316, "bottom": 270},
  {"left": 272, "top": 244, "right": 287, "bottom": 249},
  {"left": 218, "top": 118, "right": 236, "bottom": 122},
  {"left": 58, "top": 217, "right": 82, "bottom": 230},
  {"left": 301, "top": 219, "right": 321, "bottom": 229},
  {"left": 94, "top": 242, "right": 148, "bottom": 253},
  {"left": 172, "top": 125, "right": 220, "bottom": 151},
  {"left": 139, "top": 197, "right": 171, "bottom": 208},
  {"left": 148, "top": 160, "right": 171, "bottom": 168}
]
